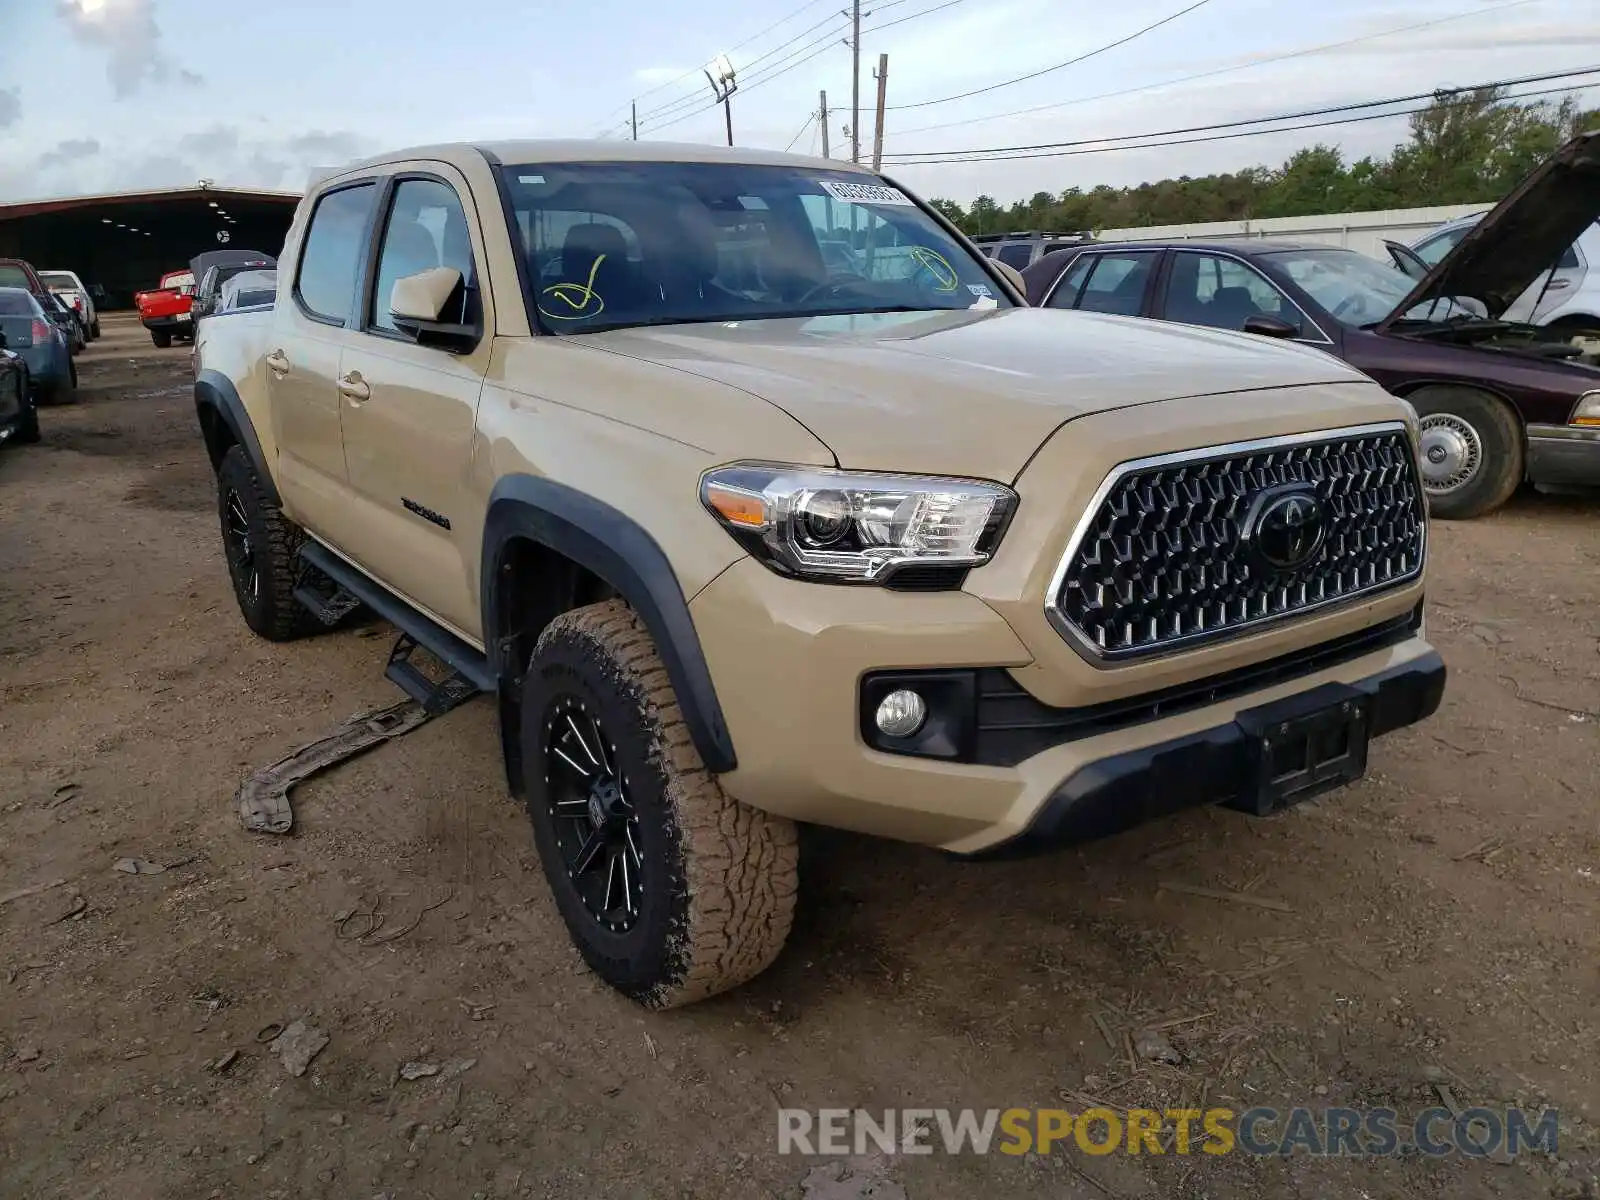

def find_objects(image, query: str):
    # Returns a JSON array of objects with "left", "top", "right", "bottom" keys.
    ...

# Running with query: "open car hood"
[{"left": 1378, "top": 130, "right": 1600, "bottom": 330}]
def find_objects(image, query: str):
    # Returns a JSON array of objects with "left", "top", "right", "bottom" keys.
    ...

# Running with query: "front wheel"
[
  {"left": 1410, "top": 386, "right": 1523, "bottom": 520},
  {"left": 520, "top": 600, "right": 798, "bottom": 1009}
]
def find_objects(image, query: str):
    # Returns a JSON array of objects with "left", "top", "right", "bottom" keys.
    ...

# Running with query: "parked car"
[
  {"left": 1021, "top": 132, "right": 1600, "bottom": 520},
  {"left": 0, "top": 286, "right": 75, "bottom": 403},
  {"left": 39, "top": 269, "right": 100, "bottom": 339},
  {"left": 218, "top": 269, "right": 277, "bottom": 312},
  {"left": 41, "top": 289, "right": 86, "bottom": 355},
  {"left": 135, "top": 269, "right": 197, "bottom": 347},
  {"left": 193, "top": 139, "right": 1441, "bottom": 1010},
  {"left": 972, "top": 230, "right": 1094, "bottom": 271},
  {"left": 189, "top": 250, "right": 278, "bottom": 322},
  {"left": 0, "top": 335, "right": 40, "bottom": 447},
  {"left": 1392, "top": 213, "right": 1600, "bottom": 338}
]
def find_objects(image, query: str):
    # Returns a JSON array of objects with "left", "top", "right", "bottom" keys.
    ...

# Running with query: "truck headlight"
[
  {"left": 1570, "top": 391, "right": 1600, "bottom": 427},
  {"left": 700, "top": 463, "right": 1017, "bottom": 586}
]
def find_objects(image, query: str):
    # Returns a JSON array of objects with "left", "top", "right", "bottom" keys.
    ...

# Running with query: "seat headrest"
[{"left": 562, "top": 223, "right": 628, "bottom": 269}]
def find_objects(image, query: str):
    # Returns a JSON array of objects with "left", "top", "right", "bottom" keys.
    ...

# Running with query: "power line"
[
  {"left": 598, "top": 0, "right": 835, "bottom": 124},
  {"left": 889, "top": 0, "right": 1540, "bottom": 136},
  {"left": 633, "top": 11, "right": 851, "bottom": 126},
  {"left": 785, "top": 112, "right": 817, "bottom": 151},
  {"left": 638, "top": 0, "right": 966, "bottom": 136},
  {"left": 886, "top": 0, "right": 1210, "bottom": 112},
  {"left": 879, "top": 80, "right": 1599, "bottom": 165},
  {"left": 883, "top": 65, "right": 1600, "bottom": 160}
]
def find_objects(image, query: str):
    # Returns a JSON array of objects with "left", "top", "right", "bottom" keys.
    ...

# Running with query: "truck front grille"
[{"left": 1046, "top": 424, "right": 1425, "bottom": 662}]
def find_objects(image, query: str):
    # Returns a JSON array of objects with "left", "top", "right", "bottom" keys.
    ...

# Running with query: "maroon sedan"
[{"left": 1021, "top": 131, "right": 1600, "bottom": 520}]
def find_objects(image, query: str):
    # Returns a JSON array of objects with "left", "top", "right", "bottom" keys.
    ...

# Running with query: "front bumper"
[
  {"left": 959, "top": 649, "right": 1444, "bottom": 859},
  {"left": 692, "top": 557, "right": 1438, "bottom": 855},
  {"left": 1527, "top": 423, "right": 1600, "bottom": 488}
]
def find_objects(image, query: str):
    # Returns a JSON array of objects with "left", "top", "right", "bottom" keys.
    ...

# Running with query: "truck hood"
[
  {"left": 1379, "top": 129, "right": 1600, "bottom": 328},
  {"left": 582, "top": 307, "right": 1364, "bottom": 480}
]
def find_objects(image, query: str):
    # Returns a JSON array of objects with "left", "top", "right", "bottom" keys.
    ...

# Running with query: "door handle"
[
  {"left": 338, "top": 371, "right": 371, "bottom": 402},
  {"left": 265, "top": 348, "right": 289, "bottom": 376},
  {"left": 1544, "top": 278, "right": 1572, "bottom": 290}
]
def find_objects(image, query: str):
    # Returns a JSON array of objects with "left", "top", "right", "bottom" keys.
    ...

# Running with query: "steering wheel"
[
  {"left": 1331, "top": 294, "right": 1365, "bottom": 321},
  {"left": 795, "top": 273, "right": 871, "bottom": 305}
]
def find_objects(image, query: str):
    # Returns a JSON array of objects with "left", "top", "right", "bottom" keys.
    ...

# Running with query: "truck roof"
[{"left": 330, "top": 139, "right": 876, "bottom": 180}]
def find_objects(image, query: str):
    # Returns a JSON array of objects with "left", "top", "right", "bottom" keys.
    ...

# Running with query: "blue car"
[{"left": 0, "top": 286, "right": 76, "bottom": 403}]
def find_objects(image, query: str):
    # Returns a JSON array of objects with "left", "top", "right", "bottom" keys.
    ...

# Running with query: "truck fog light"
[{"left": 874, "top": 689, "right": 927, "bottom": 738}]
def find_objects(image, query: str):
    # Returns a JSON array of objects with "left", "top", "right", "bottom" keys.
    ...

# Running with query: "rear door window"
[
  {"left": 1071, "top": 252, "right": 1159, "bottom": 316},
  {"left": 995, "top": 243, "right": 1034, "bottom": 270},
  {"left": 295, "top": 183, "right": 377, "bottom": 324}
]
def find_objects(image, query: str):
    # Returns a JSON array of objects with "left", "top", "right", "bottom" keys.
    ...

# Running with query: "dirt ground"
[{"left": 1, "top": 314, "right": 1597, "bottom": 1200}]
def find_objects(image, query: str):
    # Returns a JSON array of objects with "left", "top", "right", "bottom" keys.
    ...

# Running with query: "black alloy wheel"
[{"left": 542, "top": 693, "right": 644, "bottom": 933}]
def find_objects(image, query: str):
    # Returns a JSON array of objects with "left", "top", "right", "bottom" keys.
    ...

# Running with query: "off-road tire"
[
  {"left": 216, "top": 445, "right": 318, "bottom": 641},
  {"left": 520, "top": 600, "right": 798, "bottom": 1009},
  {"left": 1409, "top": 385, "right": 1523, "bottom": 521},
  {"left": 151, "top": 329, "right": 173, "bottom": 349}
]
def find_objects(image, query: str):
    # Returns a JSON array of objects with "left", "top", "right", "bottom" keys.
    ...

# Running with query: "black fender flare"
[
  {"left": 194, "top": 368, "right": 278, "bottom": 504},
  {"left": 482, "top": 475, "right": 737, "bottom": 774}
]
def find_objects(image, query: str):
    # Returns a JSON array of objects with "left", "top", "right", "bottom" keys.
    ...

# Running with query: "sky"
[{"left": 0, "top": 0, "right": 1595, "bottom": 207}]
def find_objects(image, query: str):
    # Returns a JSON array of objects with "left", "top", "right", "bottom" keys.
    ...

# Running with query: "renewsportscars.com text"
[{"left": 777, "top": 1106, "right": 1559, "bottom": 1159}]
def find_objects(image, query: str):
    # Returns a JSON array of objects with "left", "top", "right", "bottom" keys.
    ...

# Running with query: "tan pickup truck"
[{"left": 193, "top": 140, "right": 1444, "bottom": 1009}]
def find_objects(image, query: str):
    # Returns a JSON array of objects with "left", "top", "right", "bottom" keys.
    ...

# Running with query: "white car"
[
  {"left": 1391, "top": 214, "right": 1600, "bottom": 337},
  {"left": 38, "top": 270, "right": 99, "bottom": 340}
]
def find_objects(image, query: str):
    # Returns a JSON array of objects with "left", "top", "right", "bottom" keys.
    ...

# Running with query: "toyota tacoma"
[{"left": 193, "top": 141, "right": 1445, "bottom": 1008}]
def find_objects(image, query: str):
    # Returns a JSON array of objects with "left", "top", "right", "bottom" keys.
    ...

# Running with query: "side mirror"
[
  {"left": 990, "top": 260, "right": 1027, "bottom": 299},
  {"left": 389, "top": 267, "right": 479, "bottom": 352},
  {"left": 1241, "top": 313, "right": 1300, "bottom": 339}
]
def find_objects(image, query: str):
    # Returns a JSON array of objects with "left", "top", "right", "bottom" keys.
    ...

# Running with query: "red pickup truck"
[{"left": 134, "top": 269, "right": 196, "bottom": 347}]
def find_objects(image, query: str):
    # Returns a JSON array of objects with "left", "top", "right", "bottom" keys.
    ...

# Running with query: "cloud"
[
  {"left": 3, "top": 125, "right": 377, "bottom": 201},
  {"left": 635, "top": 66, "right": 693, "bottom": 86},
  {"left": 39, "top": 138, "right": 101, "bottom": 167},
  {"left": 55, "top": 0, "right": 203, "bottom": 97},
  {"left": 178, "top": 126, "right": 241, "bottom": 158},
  {"left": 285, "top": 131, "right": 370, "bottom": 163},
  {"left": 0, "top": 88, "right": 19, "bottom": 131}
]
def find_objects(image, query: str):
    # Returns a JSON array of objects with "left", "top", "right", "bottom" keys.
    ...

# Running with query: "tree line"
[{"left": 925, "top": 89, "right": 1600, "bottom": 235}]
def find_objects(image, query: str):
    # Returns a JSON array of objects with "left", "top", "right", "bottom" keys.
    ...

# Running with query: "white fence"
[{"left": 1096, "top": 204, "right": 1487, "bottom": 259}]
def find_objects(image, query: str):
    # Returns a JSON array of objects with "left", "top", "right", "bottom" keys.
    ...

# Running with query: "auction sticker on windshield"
[{"left": 818, "top": 180, "right": 914, "bottom": 206}]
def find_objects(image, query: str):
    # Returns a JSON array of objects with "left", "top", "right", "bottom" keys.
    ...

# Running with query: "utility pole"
[
  {"left": 871, "top": 54, "right": 888, "bottom": 172},
  {"left": 631, "top": 101, "right": 638, "bottom": 141},
  {"left": 850, "top": 0, "right": 861, "bottom": 163},
  {"left": 819, "top": 90, "right": 830, "bottom": 157},
  {"left": 705, "top": 54, "right": 738, "bottom": 147}
]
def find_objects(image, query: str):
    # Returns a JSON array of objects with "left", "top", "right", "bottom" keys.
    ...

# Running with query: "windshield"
[
  {"left": 498, "top": 162, "right": 1009, "bottom": 333},
  {"left": 1260, "top": 249, "right": 1417, "bottom": 324},
  {"left": 40, "top": 272, "right": 79, "bottom": 290},
  {"left": 0, "top": 266, "right": 33, "bottom": 290}
]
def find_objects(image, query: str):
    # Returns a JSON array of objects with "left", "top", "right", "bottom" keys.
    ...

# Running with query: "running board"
[{"left": 297, "top": 541, "right": 496, "bottom": 708}]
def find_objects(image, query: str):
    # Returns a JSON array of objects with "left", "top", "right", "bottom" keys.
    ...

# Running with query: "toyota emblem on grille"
[{"left": 1247, "top": 487, "right": 1326, "bottom": 571}]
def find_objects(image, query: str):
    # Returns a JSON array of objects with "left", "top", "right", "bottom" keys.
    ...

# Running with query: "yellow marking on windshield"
[
  {"left": 538, "top": 254, "right": 607, "bottom": 321},
  {"left": 910, "top": 246, "right": 959, "bottom": 292}
]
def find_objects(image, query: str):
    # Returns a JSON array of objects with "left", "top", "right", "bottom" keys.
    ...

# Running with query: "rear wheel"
[
  {"left": 1410, "top": 385, "right": 1523, "bottom": 520},
  {"left": 90, "top": 320, "right": 101, "bottom": 340},
  {"left": 216, "top": 446, "right": 317, "bottom": 641},
  {"left": 520, "top": 600, "right": 798, "bottom": 1009},
  {"left": 151, "top": 329, "right": 173, "bottom": 349},
  {"left": 15, "top": 376, "right": 40, "bottom": 444}
]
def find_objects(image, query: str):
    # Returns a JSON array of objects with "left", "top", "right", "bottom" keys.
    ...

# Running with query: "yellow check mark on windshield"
[{"left": 539, "top": 254, "right": 607, "bottom": 320}]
